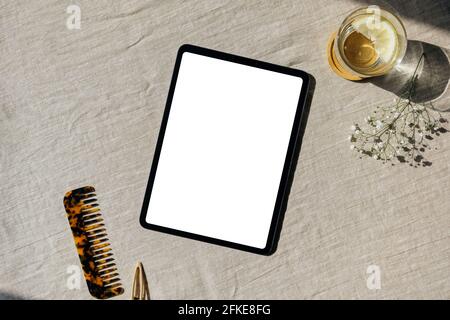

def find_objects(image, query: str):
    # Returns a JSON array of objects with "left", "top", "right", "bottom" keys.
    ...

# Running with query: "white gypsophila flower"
[{"left": 348, "top": 53, "right": 448, "bottom": 167}]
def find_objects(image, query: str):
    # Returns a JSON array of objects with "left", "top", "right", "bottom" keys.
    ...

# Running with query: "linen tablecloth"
[{"left": 1, "top": 0, "right": 449, "bottom": 299}]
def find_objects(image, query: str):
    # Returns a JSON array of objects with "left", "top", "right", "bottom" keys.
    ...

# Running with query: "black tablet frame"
[{"left": 139, "top": 44, "right": 310, "bottom": 255}]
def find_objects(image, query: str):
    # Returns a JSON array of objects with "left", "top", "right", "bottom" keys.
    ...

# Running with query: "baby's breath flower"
[
  {"left": 375, "top": 120, "right": 383, "bottom": 129},
  {"left": 349, "top": 54, "right": 447, "bottom": 167}
]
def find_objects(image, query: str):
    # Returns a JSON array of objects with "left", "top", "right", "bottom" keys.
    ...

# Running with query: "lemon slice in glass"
[{"left": 351, "top": 17, "right": 398, "bottom": 63}]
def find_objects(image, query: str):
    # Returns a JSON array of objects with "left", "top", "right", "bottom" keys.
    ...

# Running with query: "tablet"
[{"left": 140, "top": 44, "right": 310, "bottom": 255}]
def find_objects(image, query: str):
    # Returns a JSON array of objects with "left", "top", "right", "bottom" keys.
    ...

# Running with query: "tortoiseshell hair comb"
[{"left": 64, "top": 186, "right": 124, "bottom": 299}]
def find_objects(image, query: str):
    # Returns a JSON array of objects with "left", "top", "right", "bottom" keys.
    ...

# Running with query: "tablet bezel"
[{"left": 139, "top": 44, "right": 310, "bottom": 255}]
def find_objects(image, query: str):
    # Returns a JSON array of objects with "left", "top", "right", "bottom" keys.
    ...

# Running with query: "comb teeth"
[{"left": 64, "top": 186, "right": 124, "bottom": 299}]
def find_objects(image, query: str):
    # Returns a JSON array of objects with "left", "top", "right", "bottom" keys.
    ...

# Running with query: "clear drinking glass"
[{"left": 328, "top": 6, "right": 407, "bottom": 80}]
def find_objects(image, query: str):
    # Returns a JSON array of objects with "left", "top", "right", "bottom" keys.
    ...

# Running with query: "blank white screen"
[{"left": 146, "top": 52, "right": 303, "bottom": 249}]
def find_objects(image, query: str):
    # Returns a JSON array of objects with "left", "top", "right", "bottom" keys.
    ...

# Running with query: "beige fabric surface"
[{"left": 0, "top": 0, "right": 449, "bottom": 299}]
